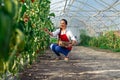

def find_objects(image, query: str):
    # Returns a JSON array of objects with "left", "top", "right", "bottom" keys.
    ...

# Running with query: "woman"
[{"left": 45, "top": 19, "right": 77, "bottom": 61}]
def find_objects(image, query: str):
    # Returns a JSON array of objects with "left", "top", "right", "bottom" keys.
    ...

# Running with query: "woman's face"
[{"left": 60, "top": 20, "right": 66, "bottom": 29}]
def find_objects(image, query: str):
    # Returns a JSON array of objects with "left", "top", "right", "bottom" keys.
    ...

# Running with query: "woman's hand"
[
  {"left": 65, "top": 43, "right": 73, "bottom": 48},
  {"left": 43, "top": 28, "right": 53, "bottom": 36},
  {"left": 65, "top": 40, "right": 77, "bottom": 48}
]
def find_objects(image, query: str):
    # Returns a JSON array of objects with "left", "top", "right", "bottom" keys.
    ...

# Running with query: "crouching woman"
[{"left": 44, "top": 19, "right": 77, "bottom": 61}]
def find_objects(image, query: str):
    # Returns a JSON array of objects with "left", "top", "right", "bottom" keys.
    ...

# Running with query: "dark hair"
[{"left": 61, "top": 19, "right": 67, "bottom": 25}]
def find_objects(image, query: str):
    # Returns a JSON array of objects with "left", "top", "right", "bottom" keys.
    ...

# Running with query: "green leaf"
[{"left": 49, "top": 13, "right": 55, "bottom": 17}]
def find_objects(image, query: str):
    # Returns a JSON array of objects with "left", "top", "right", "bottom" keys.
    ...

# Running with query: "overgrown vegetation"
[{"left": 80, "top": 30, "right": 120, "bottom": 52}]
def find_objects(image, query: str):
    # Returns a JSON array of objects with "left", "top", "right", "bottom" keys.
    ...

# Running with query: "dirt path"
[{"left": 20, "top": 46, "right": 120, "bottom": 80}]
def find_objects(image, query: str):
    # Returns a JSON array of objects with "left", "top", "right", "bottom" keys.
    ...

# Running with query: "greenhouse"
[
  {"left": 0, "top": 0, "right": 120, "bottom": 80},
  {"left": 50, "top": 0, "right": 120, "bottom": 42}
]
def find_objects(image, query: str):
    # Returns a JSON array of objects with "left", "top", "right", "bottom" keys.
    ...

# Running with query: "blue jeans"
[{"left": 50, "top": 43, "right": 70, "bottom": 57}]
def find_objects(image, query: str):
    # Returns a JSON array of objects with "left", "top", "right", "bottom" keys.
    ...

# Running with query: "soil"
[{"left": 19, "top": 46, "right": 120, "bottom": 80}]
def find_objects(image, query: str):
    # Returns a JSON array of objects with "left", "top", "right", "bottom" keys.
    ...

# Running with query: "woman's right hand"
[{"left": 43, "top": 28, "right": 53, "bottom": 36}]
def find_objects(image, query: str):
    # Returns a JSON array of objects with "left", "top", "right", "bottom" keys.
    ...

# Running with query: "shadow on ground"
[{"left": 20, "top": 46, "right": 120, "bottom": 80}]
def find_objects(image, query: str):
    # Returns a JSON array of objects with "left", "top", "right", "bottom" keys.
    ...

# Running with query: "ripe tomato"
[
  {"left": 24, "top": 17, "right": 29, "bottom": 23},
  {"left": 23, "top": 14, "right": 29, "bottom": 23},
  {"left": 31, "top": 0, "right": 35, "bottom": 3},
  {"left": 36, "top": 50, "right": 40, "bottom": 54},
  {"left": 21, "top": 0, "right": 25, "bottom": 3}
]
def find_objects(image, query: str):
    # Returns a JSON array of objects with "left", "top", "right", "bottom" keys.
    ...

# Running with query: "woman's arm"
[
  {"left": 44, "top": 28, "right": 53, "bottom": 36},
  {"left": 44, "top": 28, "right": 60, "bottom": 37}
]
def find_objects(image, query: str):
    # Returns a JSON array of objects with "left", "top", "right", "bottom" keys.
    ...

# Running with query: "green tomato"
[
  {"left": 4, "top": 0, "right": 12, "bottom": 14},
  {"left": 15, "top": 29, "right": 25, "bottom": 51}
]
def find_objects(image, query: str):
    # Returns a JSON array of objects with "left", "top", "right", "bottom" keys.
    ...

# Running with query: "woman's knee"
[
  {"left": 50, "top": 43, "right": 57, "bottom": 50},
  {"left": 55, "top": 46, "right": 61, "bottom": 52},
  {"left": 50, "top": 44, "right": 53, "bottom": 49}
]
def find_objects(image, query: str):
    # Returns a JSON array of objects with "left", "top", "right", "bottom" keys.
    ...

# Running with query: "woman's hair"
[{"left": 61, "top": 19, "right": 67, "bottom": 25}]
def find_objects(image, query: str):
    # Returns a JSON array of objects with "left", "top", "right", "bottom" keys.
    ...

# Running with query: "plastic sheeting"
[{"left": 50, "top": 0, "right": 120, "bottom": 36}]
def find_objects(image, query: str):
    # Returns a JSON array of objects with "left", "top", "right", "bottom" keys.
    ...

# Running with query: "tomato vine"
[{"left": 0, "top": 0, "right": 55, "bottom": 79}]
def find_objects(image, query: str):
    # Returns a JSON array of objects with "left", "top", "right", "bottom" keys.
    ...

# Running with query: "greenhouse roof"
[{"left": 50, "top": 0, "right": 120, "bottom": 33}]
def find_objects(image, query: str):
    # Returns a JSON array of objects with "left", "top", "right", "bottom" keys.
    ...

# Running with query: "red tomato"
[
  {"left": 24, "top": 17, "right": 29, "bottom": 23},
  {"left": 31, "top": 0, "right": 35, "bottom": 3},
  {"left": 21, "top": 0, "right": 25, "bottom": 3},
  {"left": 36, "top": 50, "right": 40, "bottom": 54},
  {"left": 23, "top": 14, "right": 29, "bottom": 23}
]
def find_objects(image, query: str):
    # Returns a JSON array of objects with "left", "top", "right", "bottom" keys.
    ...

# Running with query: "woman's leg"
[
  {"left": 55, "top": 46, "right": 70, "bottom": 57},
  {"left": 55, "top": 46, "right": 70, "bottom": 61},
  {"left": 50, "top": 43, "right": 61, "bottom": 56}
]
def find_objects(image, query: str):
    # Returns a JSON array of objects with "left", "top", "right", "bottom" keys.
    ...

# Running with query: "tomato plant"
[{"left": 0, "top": 0, "right": 55, "bottom": 79}]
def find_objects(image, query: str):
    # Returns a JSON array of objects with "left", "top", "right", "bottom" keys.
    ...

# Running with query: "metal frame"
[{"left": 50, "top": 0, "right": 120, "bottom": 34}]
